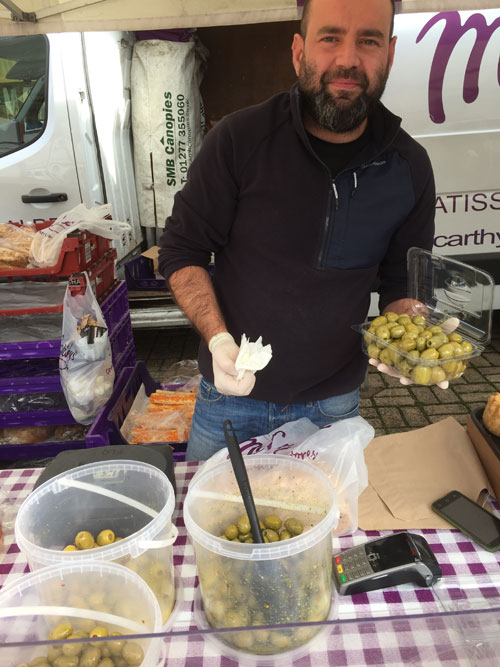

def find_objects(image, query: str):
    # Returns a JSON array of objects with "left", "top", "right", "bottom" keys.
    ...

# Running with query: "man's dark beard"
[{"left": 298, "top": 64, "right": 389, "bottom": 133}]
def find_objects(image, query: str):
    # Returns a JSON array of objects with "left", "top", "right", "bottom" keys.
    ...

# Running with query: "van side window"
[{"left": 0, "top": 35, "right": 48, "bottom": 158}]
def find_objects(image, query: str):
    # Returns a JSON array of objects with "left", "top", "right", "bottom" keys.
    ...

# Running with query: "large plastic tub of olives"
[
  {"left": 0, "top": 560, "right": 164, "bottom": 667},
  {"left": 14, "top": 460, "right": 177, "bottom": 626},
  {"left": 184, "top": 454, "right": 339, "bottom": 661},
  {"left": 357, "top": 249, "right": 494, "bottom": 386}
]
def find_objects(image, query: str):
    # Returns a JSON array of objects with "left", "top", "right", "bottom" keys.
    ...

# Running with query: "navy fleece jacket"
[{"left": 158, "top": 84, "right": 435, "bottom": 404}]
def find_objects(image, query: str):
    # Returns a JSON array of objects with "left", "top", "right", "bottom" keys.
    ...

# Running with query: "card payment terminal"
[{"left": 333, "top": 532, "right": 442, "bottom": 595}]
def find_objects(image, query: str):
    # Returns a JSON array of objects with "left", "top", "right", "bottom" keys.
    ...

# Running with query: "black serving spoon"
[{"left": 223, "top": 419, "right": 264, "bottom": 543}]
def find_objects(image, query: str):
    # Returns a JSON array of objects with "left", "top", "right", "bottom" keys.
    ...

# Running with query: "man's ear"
[
  {"left": 387, "top": 35, "right": 397, "bottom": 75},
  {"left": 291, "top": 33, "right": 304, "bottom": 76}
]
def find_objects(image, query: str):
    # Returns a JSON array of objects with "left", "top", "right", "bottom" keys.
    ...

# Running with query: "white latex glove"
[
  {"left": 369, "top": 317, "right": 460, "bottom": 390},
  {"left": 209, "top": 332, "right": 256, "bottom": 396}
]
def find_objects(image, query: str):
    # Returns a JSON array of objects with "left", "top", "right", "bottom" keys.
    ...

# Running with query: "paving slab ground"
[{"left": 134, "top": 310, "right": 500, "bottom": 437}]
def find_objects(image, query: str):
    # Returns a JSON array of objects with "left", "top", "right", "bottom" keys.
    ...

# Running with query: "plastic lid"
[{"left": 407, "top": 248, "right": 494, "bottom": 347}]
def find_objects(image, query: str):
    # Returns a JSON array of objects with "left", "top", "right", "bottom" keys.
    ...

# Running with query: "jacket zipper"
[{"left": 317, "top": 180, "right": 339, "bottom": 267}]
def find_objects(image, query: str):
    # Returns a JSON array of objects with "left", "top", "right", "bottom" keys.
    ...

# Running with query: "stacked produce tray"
[
  {"left": 125, "top": 255, "right": 168, "bottom": 291},
  {"left": 0, "top": 220, "right": 111, "bottom": 280},
  {"left": 0, "top": 280, "right": 136, "bottom": 460},
  {"left": 87, "top": 361, "right": 188, "bottom": 461}
]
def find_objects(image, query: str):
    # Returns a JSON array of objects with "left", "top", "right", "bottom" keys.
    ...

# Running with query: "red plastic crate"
[
  {"left": 0, "top": 248, "right": 117, "bottom": 317},
  {"left": 0, "top": 220, "right": 111, "bottom": 280}
]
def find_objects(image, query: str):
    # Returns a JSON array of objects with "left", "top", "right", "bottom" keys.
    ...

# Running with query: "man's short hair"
[{"left": 300, "top": 0, "right": 396, "bottom": 39}]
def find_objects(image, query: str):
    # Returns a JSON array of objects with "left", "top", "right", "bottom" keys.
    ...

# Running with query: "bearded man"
[{"left": 159, "top": 0, "right": 436, "bottom": 461}]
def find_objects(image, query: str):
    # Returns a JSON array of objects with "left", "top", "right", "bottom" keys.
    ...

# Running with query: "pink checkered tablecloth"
[{"left": 1, "top": 464, "right": 500, "bottom": 666}]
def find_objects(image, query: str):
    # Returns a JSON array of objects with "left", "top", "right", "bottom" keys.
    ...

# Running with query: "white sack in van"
[{"left": 131, "top": 39, "right": 206, "bottom": 228}]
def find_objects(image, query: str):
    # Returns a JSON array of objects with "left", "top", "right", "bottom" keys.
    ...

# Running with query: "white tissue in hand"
[{"left": 235, "top": 334, "right": 272, "bottom": 380}]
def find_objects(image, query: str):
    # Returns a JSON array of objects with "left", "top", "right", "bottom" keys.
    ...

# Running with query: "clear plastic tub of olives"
[
  {"left": 356, "top": 249, "right": 495, "bottom": 386},
  {"left": 184, "top": 455, "right": 340, "bottom": 661}
]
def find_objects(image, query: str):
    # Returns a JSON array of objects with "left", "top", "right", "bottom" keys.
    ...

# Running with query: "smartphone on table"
[{"left": 431, "top": 489, "right": 500, "bottom": 552}]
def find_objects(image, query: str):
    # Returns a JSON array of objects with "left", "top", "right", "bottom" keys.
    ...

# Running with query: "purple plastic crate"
[
  {"left": 125, "top": 255, "right": 215, "bottom": 291},
  {"left": 0, "top": 438, "right": 85, "bottom": 460},
  {"left": 86, "top": 361, "right": 187, "bottom": 461},
  {"left": 113, "top": 339, "right": 136, "bottom": 380},
  {"left": 125, "top": 255, "right": 169, "bottom": 291},
  {"left": 100, "top": 280, "right": 131, "bottom": 332},
  {"left": 0, "top": 280, "right": 133, "bottom": 361}
]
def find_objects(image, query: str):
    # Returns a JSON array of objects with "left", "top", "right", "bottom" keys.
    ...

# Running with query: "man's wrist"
[{"left": 208, "top": 332, "right": 235, "bottom": 353}]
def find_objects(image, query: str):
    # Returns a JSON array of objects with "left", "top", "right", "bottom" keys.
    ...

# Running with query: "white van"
[{"left": 0, "top": 8, "right": 499, "bottom": 311}]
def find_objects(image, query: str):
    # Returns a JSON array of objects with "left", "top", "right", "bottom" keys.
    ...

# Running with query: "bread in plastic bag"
[
  {"left": 193, "top": 416, "right": 374, "bottom": 536},
  {"left": 59, "top": 273, "right": 114, "bottom": 424}
]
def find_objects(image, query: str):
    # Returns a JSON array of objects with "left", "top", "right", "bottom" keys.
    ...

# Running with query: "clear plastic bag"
[
  {"left": 30, "top": 204, "right": 131, "bottom": 267},
  {"left": 161, "top": 359, "right": 201, "bottom": 392},
  {"left": 59, "top": 273, "right": 114, "bottom": 424},
  {"left": 195, "top": 416, "right": 374, "bottom": 536}
]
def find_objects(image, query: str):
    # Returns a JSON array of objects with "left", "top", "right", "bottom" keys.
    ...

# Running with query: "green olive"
[
  {"left": 122, "top": 642, "right": 145, "bottom": 666},
  {"left": 427, "top": 334, "right": 447, "bottom": 349},
  {"left": 96, "top": 529, "right": 115, "bottom": 546},
  {"left": 367, "top": 343, "right": 380, "bottom": 359},
  {"left": 371, "top": 315, "right": 388, "bottom": 328},
  {"left": 237, "top": 515, "right": 251, "bottom": 535},
  {"left": 438, "top": 343, "right": 455, "bottom": 359},
  {"left": 430, "top": 367, "right": 447, "bottom": 384},
  {"left": 53, "top": 657, "right": 79, "bottom": 667},
  {"left": 379, "top": 348, "right": 393, "bottom": 366},
  {"left": 47, "top": 646, "right": 63, "bottom": 663},
  {"left": 395, "top": 359, "right": 412, "bottom": 376},
  {"left": 63, "top": 545, "right": 78, "bottom": 551},
  {"left": 29, "top": 659, "right": 49, "bottom": 667},
  {"left": 75, "top": 531, "right": 94, "bottom": 550},
  {"left": 401, "top": 329, "right": 419, "bottom": 341},
  {"left": 387, "top": 344, "right": 402, "bottom": 365},
  {"left": 78, "top": 647, "right": 101, "bottom": 667},
  {"left": 96, "top": 659, "right": 114, "bottom": 667},
  {"left": 279, "top": 530, "right": 292, "bottom": 540},
  {"left": 389, "top": 324, "right": 405, "bottom": 338},
  {"left": 398, "top": 338, "right": 416, "bottom": 352},
  {"left": 375, "top": 325, "right": 391, "bottom": 341},
  {"left": 412, "top": 315, "right": 427, "bottom": 327},
  {"left": 238, "top": 532, "right": 252, "bottom": 541},
  {"left": 62, "top": 631, "right": 87, "bottom": 656},
  {"left": 442, "top": 360, "right": 459, "bottom": 377},
  {"left": 89, "top": 626, "right": 109, "bottom": 643},
  {"left": 49, "top": 622, "right": 73, "bottom": 641},
  {"left": 461, "top": 341, "right": 473, "bottom": 354},
  {"left": 421, "top": 348, "right": 439, "bottom": 361},
  {"left": 407, "top": 349, "right": 420, "bottom": 365},
  {"left": 263, "top": 515, "right": 282, "bottom": 531},
  {"left": 412, "top": 366, "right": 432, "bottom": 385},
  {"left": 420, "top": 329, "right": 433, "bottom": 340},
  {"left": 451, "top": 342, "right": 464, "bottom": 356},
  {"left": 224, "top": 524, "right": 239, "bottom": 540},
  {"left": 448, "top": 333, "right": 462, "bottom": 343},
  {"left": 428, "top": 325, "right": 443, "bottom": 334},
  {"left": 384, "top": 311, "right": 399, "bottom": 322},
  {"left": 415, "top": 336, "right": 427, "bottom": 352},
  {"left": 284, "top": 518, "right": 304, "bottom": 535},
  {"left": 262, "top": 528, "right": 279, "bottom": 542}
]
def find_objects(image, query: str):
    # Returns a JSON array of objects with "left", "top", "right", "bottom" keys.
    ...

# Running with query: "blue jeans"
[{"left": 186, "top": 377, "right": 359, "bottom": 461}]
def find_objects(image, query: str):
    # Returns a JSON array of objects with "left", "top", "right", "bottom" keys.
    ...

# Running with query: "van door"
[
  {"left": 383, "top": 9, "right": 500, "bottom": 305},
  {"left": 0, "top": 34, "right": 83, "bottom": 223}
]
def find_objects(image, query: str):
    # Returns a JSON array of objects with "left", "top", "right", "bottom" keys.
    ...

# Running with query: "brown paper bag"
[{"left": 358, "top": 417, "right": 492, "bottom": 530}]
